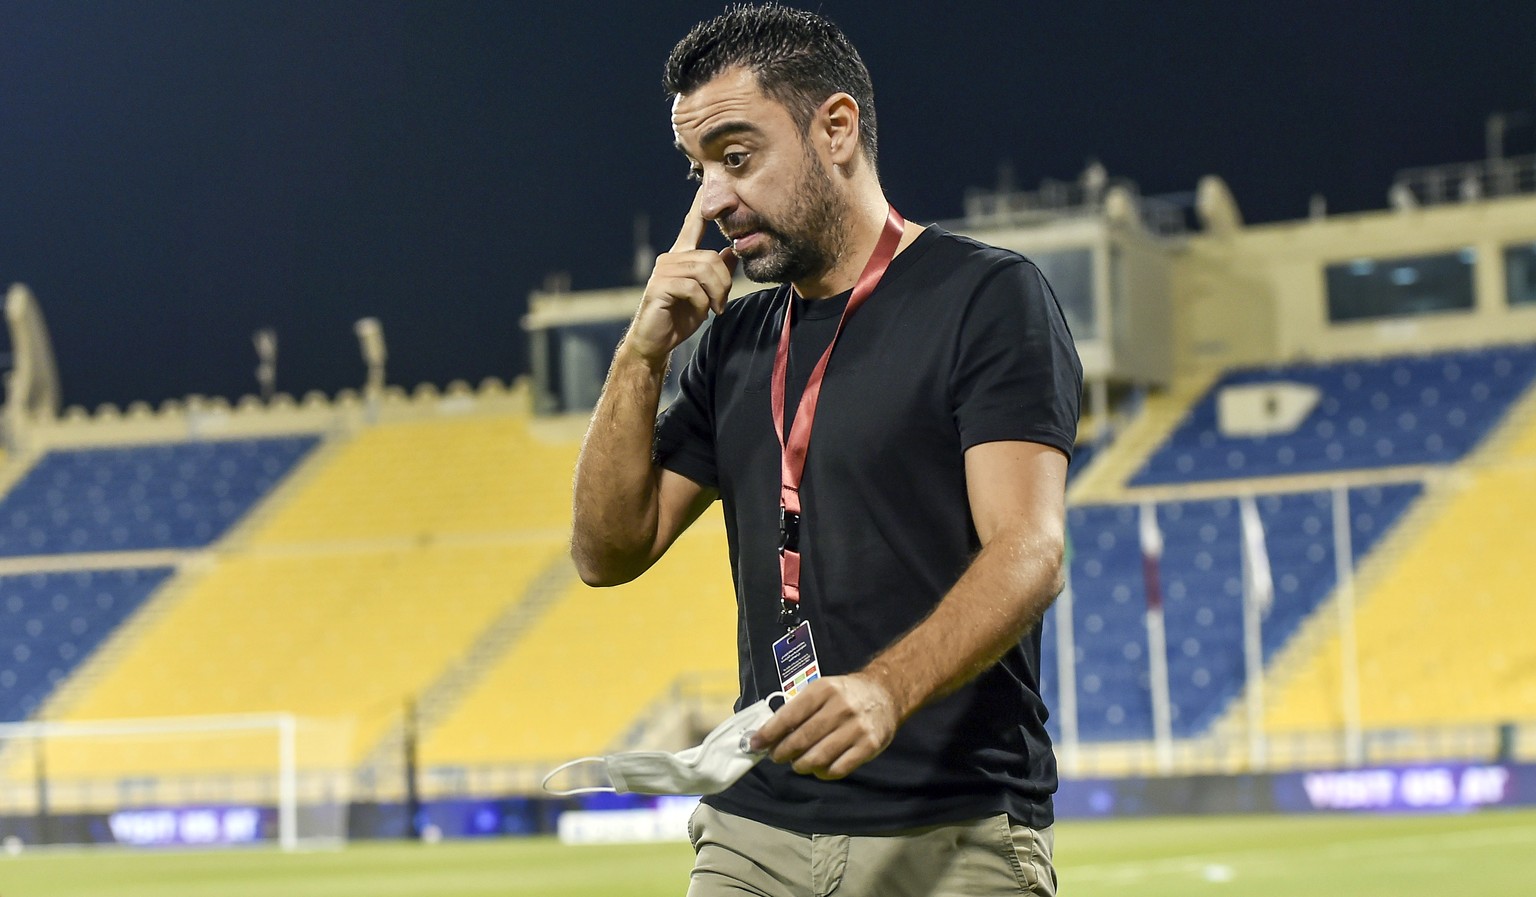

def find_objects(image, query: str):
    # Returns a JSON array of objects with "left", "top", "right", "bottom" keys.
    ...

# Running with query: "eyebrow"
[{"left": 674, "top": 120, "right": 763, "bottom": 157}]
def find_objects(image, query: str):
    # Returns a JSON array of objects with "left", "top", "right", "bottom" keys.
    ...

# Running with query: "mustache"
[{"left": 716, "top": 214, "right": 779, "bottom": 242}]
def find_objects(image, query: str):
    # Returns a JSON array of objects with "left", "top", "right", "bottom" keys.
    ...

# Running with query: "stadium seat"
[
  {"left": 1268, "top": 415, "right": 1536, "bottom": 730},
  {"left": 38, "top": 542, "right": 569, "bottom": 778},
  {"left": 422, "top": 521, "right": 736, "bottom": 768},
  {"left": 247, "top": 416, "right": 576, "bottom": 546},
  {"left": 37, "top": 412, "right": 586, "bottom": 780},
  {"left": 1041, "top": 484, "right": 1422, "bottom": 742},
  {"left": 1131, "top": 346, "right": 1536, "bottom": 485},
  {"left": 0, "top": 567, "right": 173, "bottom": 722},
  {"left": 0, "top": 438, "right": 318, "bottom": 555}
]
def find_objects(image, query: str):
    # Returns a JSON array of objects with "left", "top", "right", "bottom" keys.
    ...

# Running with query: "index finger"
[
  {"left": 671, "top": 188, "right": 707, "bottom": 252},
  {"left": 751, "top": 687, "right": 820, "bottom": 752}
]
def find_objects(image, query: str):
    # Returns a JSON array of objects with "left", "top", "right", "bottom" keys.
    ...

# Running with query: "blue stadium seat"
[
  {"left": 0, "top": 437, "right": 318, "bottom": 556},
  {"left": 1131, "top": 346, "right": 1536, "bottom": 485},
  {"left": 1067, "top": 440, "right": 1099, "bottom": 484},
  {"left": 0, "top": 567, "right": 174, "bottom": 721},
  {"left": 1041, "top": 483, "right": 1421, "bottom": 742}
]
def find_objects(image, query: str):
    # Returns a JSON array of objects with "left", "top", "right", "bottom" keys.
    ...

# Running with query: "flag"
[{"left": 1238, "top": 495, "right": 1274, "bottom": 616}]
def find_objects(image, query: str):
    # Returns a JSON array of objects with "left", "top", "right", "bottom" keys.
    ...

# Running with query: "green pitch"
[{"left": 3, "top": 809, "right": 1533, "bottom": 897}]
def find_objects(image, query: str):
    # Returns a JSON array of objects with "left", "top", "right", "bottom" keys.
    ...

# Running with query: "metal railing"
[
  {"left": 1391, "top": 154, "right": 1536, "bottom": 206},
  {"left": 1057, "top": 720, "right": 1532, "bottom": 780},
  {"left": 4, "top": 718, "right": 1528, "bottom": 811},
  {"left": 959, "top": 178, "right": 1189, "bottom": 236}
]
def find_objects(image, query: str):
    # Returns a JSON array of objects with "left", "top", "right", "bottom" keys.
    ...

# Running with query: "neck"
[{"left": 791, "top": 187, "right": 893, "bottom": 300}]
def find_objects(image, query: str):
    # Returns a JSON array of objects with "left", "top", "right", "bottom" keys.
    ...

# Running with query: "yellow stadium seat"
[
  {"left": 423, "top": 519, "right": 736, "bottom": 767},
  {"left": 39, "top": 413, "right": 584, "bottom": 781},
  {"left": 1268, "top": 447, "right": 1536, "bottom": 732}
]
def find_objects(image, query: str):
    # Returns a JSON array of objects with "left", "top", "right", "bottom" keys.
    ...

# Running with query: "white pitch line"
[{"left": 1063, "top": 822, "right": 1536, "bottom": 884}]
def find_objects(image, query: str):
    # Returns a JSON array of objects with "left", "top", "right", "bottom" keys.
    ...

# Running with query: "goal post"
[{"left": 0, "top": 713, "right": 352, "bottom": 850}]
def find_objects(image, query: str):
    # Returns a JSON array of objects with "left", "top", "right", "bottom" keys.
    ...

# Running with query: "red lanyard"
[{"left": 770, "top": 205, "right": 905, "bottom": 629}]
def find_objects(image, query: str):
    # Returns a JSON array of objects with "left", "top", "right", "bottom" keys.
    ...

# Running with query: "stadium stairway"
[
  {"left": 356, "top": 550, "right": 579, "bottom": 780},
  {"left": 1068, "top": 372, "right": 1219, "bottom": 503},
  {"left": 419, "top": 518, "right": 737, "bottom": 777}
]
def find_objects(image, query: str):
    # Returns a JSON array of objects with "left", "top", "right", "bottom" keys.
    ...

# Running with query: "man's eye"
[
  {"left": 723, "top": 152, "right": 747, "bottom": 169},
  {"left": 686, "top": 166, "right": 703, "bottom": 183}
]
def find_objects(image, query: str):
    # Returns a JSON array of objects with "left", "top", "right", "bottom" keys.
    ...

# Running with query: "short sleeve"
[
  {"left": 951, "top": 259, "right": 1083, "bottom": 458},
  {"left": 654, "top": 328, "right": 720, "bottom": 489}
]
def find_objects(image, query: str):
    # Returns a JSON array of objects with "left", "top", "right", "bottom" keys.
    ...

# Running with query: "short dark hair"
[{"left": 664, "top": 3, "right": 878, "bottom": 168}]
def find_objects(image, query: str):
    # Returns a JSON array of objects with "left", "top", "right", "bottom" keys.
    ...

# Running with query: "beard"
[{"left": 727, "top": 151, "right": 849, "bottom": 285}]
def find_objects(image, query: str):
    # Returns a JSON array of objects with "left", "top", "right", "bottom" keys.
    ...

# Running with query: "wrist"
[
  {"left": 857, "top": 661, "right": 917, "bottom": 723},
  {"left": 619, "top": 336, "right": 671, "bottom": 376}
]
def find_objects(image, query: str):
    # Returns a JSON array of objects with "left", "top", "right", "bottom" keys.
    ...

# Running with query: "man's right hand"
[{"left": 624, "top": 189, "right": 738, "bottom": 369}]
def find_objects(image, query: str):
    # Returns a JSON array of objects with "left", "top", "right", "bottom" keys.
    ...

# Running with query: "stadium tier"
[
  {"left": 0, "top": 437, "right": 317, "bottom": 554},
  {"left": 0, "top": 567, "right": 173, "bottom": 722},
  {"left": 1267, "top": 411, "right": 1536, "bottom": 732},
  {"left": 245, "top": 415, "right": 577, "bottom": 545},
  {"left": 37, "top": 543, "right": 567, "bottom": 779},
  {"left": 421, "top": 522, "right": 736, "bottom": 769},
  {"left": 32, "top": 412, "right": 585, "bottom": 779},
  {"left": 1130, "top": 345, "right": 1536, "bottom": 485},
  {"left": 1041, "top": 484, "right": 1422, "bottom": 742},
  {"left": 1, "top": 349, "right": 1528, "bottom": 793}
]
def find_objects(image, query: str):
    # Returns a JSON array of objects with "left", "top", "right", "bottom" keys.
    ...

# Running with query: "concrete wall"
[{"left": 1174, "top": 195, "right": 1536, "bottom": 374}]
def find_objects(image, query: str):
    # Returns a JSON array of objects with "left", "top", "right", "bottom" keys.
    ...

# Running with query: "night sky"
[{"left": 2, "top": 1, "right": 1533, "bottom": 409}]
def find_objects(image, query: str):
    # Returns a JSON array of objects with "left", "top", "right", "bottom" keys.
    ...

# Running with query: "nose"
[{"left": 698, "top": 170, "right": 738, "bottom": 224}]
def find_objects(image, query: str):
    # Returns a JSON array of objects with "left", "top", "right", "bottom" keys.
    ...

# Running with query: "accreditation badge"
[{"left": 772, "top": 620, "right": 821, "bottom": 698}]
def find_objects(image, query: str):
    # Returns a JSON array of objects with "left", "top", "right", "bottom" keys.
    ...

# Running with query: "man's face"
[{"left": 672, "top": 67, "right": 847, "bottom": 285}]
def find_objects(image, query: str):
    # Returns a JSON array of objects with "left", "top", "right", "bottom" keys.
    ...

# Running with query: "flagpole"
[
  {"left": 1239, "top": 494, "right": 1273, "bottom": 771},
  {"left": 1054, "top": 562, "right": 1080, "bottom": 776},
  {"left": 1332, "top": 485, "right": 1364, "bottom": 767},
  {"left": 1146, "top": 607, "right": 1174, "bottom": 773},
  {"left": 1241, "top": 527, "right": 1266, "bottom": 769},
  {"left": 1139, "top": 501, "right": 1174, "bottom": 774}
]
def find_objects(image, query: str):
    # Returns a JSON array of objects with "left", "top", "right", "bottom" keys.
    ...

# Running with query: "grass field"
[{"left": 2, "top": 809, "right": 1533, "bottom": 896}]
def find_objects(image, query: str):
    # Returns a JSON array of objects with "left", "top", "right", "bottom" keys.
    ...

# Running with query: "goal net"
[{"left": 0, "top": 713, "right": 352, "bottom": 850}]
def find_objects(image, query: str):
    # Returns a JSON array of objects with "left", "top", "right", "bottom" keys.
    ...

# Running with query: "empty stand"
[
  {"left": 1041, "top": 484, "right": 1421, "bottom": 743},
  {"left": 0, "top": 568, "right": 172, "bottom": 722},
  {"left": 38, "top": 542, "right": 568, "bottom": 779},
  {"left": 0, "top": 437, "right": 318, "bottom": 555},
  {"left": 421, "top": 523, "right": 736, "bottom": 769},
  {"left": 1131, "top": 345, "right": 1536, "bottom": 485},
  {"left": 248, "top": 417, "right": 577, "bottom": 546},
  {"left": 1268, "top": 421, "right": 1536, "bottom": 730},
  {"left": 37, "top": 413, "right": 586, "bottom": 781}
]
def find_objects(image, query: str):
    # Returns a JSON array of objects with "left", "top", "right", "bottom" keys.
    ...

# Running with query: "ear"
[{"left": 813, "top": 92, "right": 861, "bottom": 167}]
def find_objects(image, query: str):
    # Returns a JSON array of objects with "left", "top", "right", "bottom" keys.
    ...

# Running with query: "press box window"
[
  {"left": 1325, "top": 249, "right": 1475, "bottom": 323},
  {"left": 1029, "top": 248, "right": 1095, "bottom": 340},
  {"left": 1507, "top": 242, "right": 1536, "bottom": 307}
]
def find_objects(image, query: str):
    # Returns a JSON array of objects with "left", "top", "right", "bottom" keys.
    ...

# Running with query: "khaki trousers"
[{"left": 685, "top": 803, "right": 1056, "bottom": 897}]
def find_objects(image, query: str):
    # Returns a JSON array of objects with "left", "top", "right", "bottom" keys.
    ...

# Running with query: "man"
[{"left": 571, "top": 4, "right": 1081, "bottom": 895}]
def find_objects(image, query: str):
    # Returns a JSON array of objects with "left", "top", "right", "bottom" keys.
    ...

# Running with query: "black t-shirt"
[{"left": 654, "top": 226, "right": 1082, "bottom": 834}]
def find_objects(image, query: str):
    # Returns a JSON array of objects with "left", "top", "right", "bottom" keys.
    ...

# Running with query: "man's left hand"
[{"left": 749, "top": 674, "right": 900, "bottom": 780}]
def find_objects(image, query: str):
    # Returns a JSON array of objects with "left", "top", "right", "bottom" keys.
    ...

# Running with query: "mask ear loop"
[
  {"left": 741, "top": 691, "right": 790, "bottom": 754},
  {"left": 541, "top": 757, "right": 617, "bottom": 796}
]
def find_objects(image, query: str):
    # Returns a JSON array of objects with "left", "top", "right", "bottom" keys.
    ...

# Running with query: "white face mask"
[{"left": 542, "top": 693, "right": 783, "bottom": 796}]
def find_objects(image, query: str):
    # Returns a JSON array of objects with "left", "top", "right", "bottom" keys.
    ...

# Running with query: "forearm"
[
  {"left": 861, "top": 525, "right": 1065, "bottom": 722},
  {"left": 570, "top": 342, "right": 669, "bottom": 585}
]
